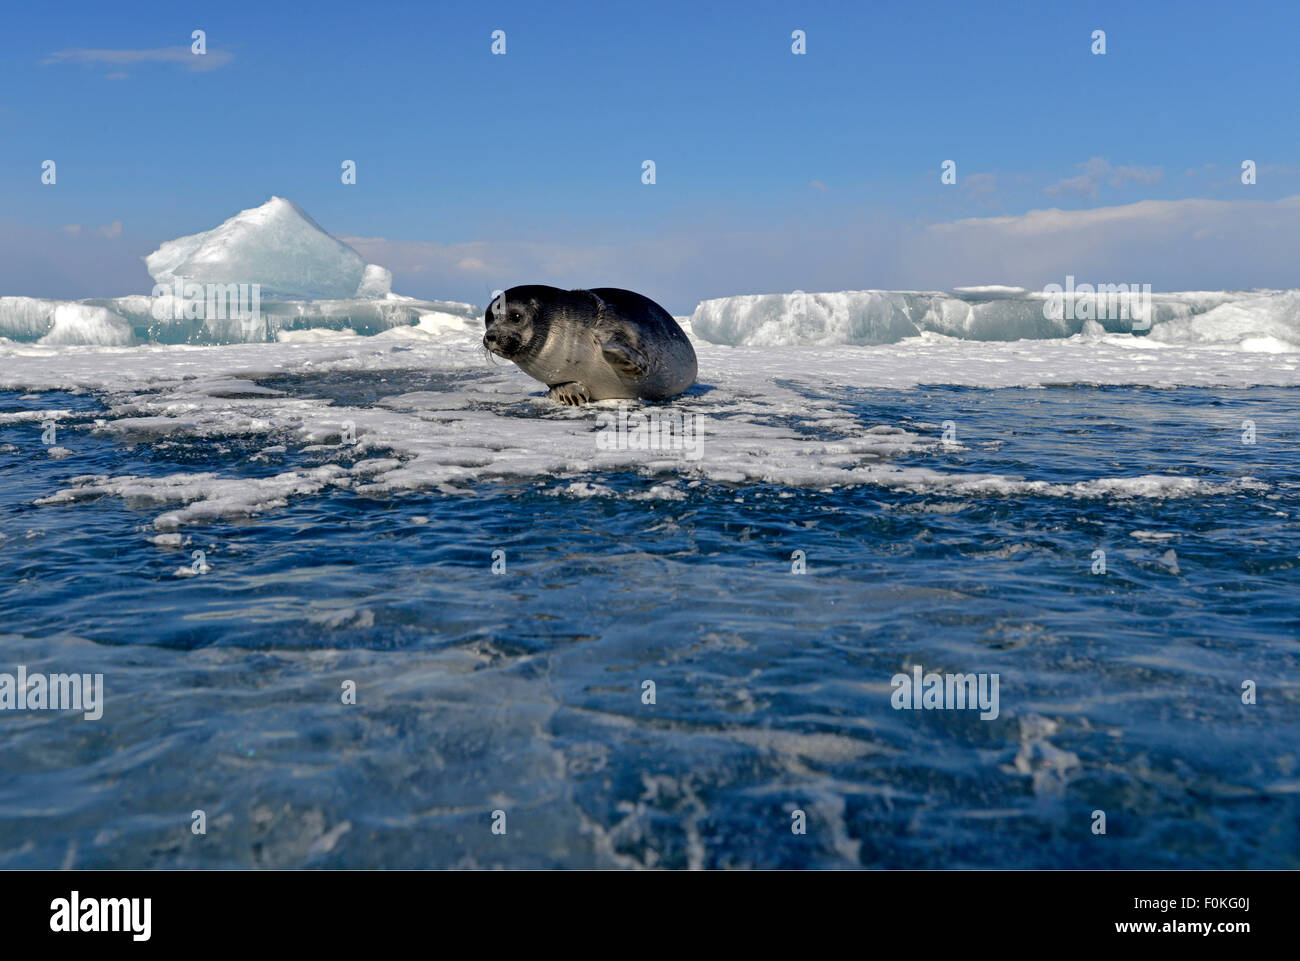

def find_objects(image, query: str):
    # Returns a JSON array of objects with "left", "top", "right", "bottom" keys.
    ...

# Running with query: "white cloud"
[
  {"left": 42, "top": 47, "right": 233, "bottom": 73},
  {"left": 911, "top": 194, "right": 1300, "bottom": 291},
  {"left": 1044, "top": 157, "right": 1163, "bottom": 198},
  {"left": 962, "top": 172, "right": 998, "bottom": 204}
]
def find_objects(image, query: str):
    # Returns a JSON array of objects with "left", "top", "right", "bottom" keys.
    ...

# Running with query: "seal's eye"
[{"left": 510, "top": 311, "right": 521, "bottom": 321}]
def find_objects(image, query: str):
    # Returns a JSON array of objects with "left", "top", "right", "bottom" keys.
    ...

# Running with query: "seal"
[{"left": 483, "top": 285, "right": 697, "bottom": 405}]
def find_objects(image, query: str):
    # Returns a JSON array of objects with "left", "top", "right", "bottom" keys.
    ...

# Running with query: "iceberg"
[
  {"left": 144, "top": 196, "right": 388, "bottom": 301},
  {"left": 689, "top": 288, "right": 1298, "bottom": 349},
  {"left": 0, "top": 197, "right": 473, "bottom": 345}
]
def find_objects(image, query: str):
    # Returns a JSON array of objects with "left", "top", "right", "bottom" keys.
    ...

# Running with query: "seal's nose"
[{"left": 483, "top": 330, "right": 500, "bottom": 350}]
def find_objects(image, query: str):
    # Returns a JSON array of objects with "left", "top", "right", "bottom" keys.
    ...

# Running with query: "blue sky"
[{"left": 2, "top": 0, "right": 1299, "bottom": 311}]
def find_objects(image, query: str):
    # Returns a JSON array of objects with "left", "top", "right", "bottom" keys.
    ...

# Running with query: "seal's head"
[{"left": 483, "top": 287, "right": 549, "bottom": 360}]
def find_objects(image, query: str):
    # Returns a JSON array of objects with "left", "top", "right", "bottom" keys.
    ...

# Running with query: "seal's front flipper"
[
  {"left": 601, "top": 339, "right": 648, "bottom": 377},
  {"left": 548, "top": 382, "right": 592, "bottom": 406}
]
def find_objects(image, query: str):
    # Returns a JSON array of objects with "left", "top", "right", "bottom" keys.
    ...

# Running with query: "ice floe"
[{"left": 1, "top": 321, "right": 1279, "bottom": 529}]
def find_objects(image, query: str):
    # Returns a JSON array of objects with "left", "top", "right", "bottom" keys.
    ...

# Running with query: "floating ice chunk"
[
  {"left": 1080, "top": 319, "right": 1106, "bottom": 339},
  {"left": 0, "top": 297, "right": 59, "bottom": 340},
  {"left": 144, "top": 196, "right": 374, "bottom": 300},
  {"left": 415, "top": 309, "right": 478, "bottom": 336},
  {"left": 691, "top": 290, "right": 923, "bottom": 346},
  {"left": 1148, "top": 291, "right": 1300, "bottom": 350},
  {"left": 1012, "top": 713, "right": 1081, "bottom": 797},
  {"left": 35, "top": 465, "right": 354, "bottom": 529},
  {"left": 38, "top": 303, "right": 134, "bottom": 346},
  {"left": 356, "top": 264, "right": 392, "bottom": 298}
]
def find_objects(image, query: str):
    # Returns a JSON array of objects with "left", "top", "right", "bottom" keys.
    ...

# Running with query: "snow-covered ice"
[
  {"left": 1, "top": 320, "right": 1285, "bottom": 529},
  {"left": 690, "top": 288, "right": 1300, "bottom": 350}
]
